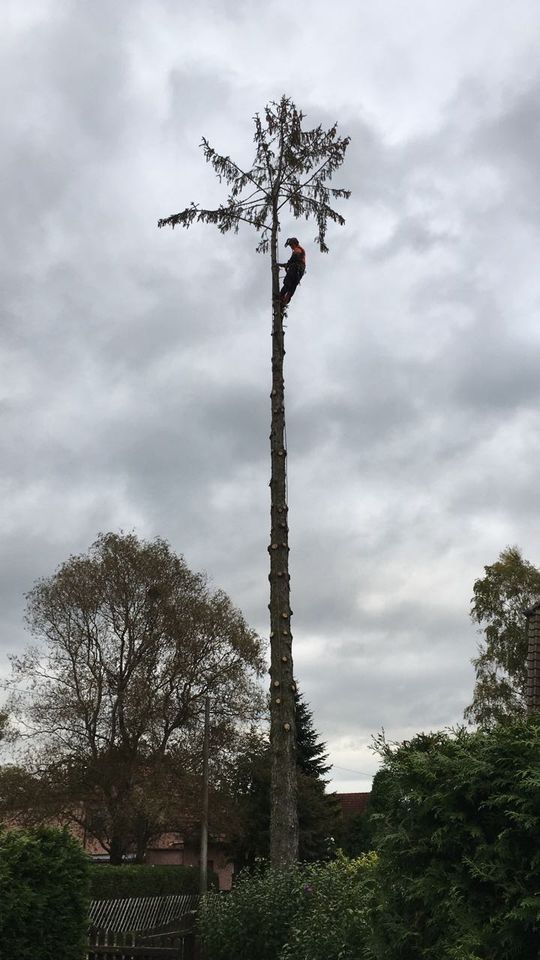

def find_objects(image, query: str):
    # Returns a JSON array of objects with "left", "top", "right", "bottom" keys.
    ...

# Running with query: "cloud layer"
[{"left": 2, "top": 0, "right": 540, "bottom": 788}]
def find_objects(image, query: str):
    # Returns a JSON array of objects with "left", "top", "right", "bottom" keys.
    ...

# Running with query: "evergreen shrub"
[
  {"left": 0, "top": 826, "right": 90, "bottom": 960},
  {"left": 201, "top": 719, "right": 540, "bottom": 960},
  {"left": 371, "top": 718, "right": 540, "bottom": 960}
]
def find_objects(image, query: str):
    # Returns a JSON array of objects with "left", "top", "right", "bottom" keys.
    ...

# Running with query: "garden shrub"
[
  {"left": 0, "top": 826, "right": 90, "bottom": 960},
  {"left": 198, "top": 854, "right": 377, "bottom": 960},
  {"left": 371, "top": 718, "right": 540, "bottom": 960},
  {"left": 201, "top": 719, "right": 540, "bottom": 960},
  {"left": 281, "top": 852, "right": 377, "bottom": 960},
  {"left": 198, "top": 862, "right": 308, "bottom": 960},
  {"left": 89, "top": 863, "right": 215, "bottom": 899}
]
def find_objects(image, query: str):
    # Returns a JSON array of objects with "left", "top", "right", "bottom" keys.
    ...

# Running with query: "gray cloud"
[{"left": 2, "top": 0, "right": 540, "bottom": 789}]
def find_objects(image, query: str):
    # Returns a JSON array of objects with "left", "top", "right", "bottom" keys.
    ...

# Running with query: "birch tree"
[
  {"left": 465, "top": 546, "right": 540, "bottom": 728},
  {"left": 159, "top": 95, "right": 350, "bottom": 863}
]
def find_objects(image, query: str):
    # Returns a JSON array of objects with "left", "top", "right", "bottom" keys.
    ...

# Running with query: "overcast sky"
[{"left": 2, "top": 0, "right": 540, "bottom": 791}]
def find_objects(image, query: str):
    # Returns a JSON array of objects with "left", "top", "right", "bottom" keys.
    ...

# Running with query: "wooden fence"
[{"left": 87, "top": 894, "right": 199, "bottom": 960}]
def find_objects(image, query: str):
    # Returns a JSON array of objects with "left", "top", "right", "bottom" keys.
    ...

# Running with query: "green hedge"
[
  {"left": 0, "top": 827, "right": 90, "bottom": 960},
  {"left": 198, "top": 862, "right": 308, "bottom": 960},
  {"left": 281, "top": 853, "right": 377, "bottom": 960},
  {"left": 89, "top": 863, "right": 217, "bottom": 899},
  {"left": 198, "top": 854, "right": 377, "bottom": 960},
  {"left": 371, "top": 718, "right": 540, "bottom": 960},
  {"left": 200, "top": 719, "right": 540, "bottom": 960}
]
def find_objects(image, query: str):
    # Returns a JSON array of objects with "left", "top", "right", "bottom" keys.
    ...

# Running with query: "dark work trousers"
[{"left": 280, "top": 265, "right": 305, "bottom": 301}]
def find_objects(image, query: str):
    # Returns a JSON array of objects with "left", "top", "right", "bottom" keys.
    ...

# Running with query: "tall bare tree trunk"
[
  {"left": 268, "top": 215, "right": 299, "bottom": 864},
  {"left": 159, "top": 96, "right": 350, "bottom": 864},
  {"left": 109, "top": 832, "right": 125, "bottom": 866}
]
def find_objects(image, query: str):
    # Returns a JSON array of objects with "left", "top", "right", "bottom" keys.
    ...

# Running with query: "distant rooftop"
[{"left": 335, "top": 791, "right": 370, "bottom": 818}]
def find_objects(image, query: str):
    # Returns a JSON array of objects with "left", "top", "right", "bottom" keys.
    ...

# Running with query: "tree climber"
[{"left": 279, "top": 238, "right": 306, "bottom": 306}]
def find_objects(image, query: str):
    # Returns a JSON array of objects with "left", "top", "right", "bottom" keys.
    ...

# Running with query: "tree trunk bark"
[
  {"left": 109, "top": 832, "right": 125, "bottom": 865},
  {"left": 134, "top": 815, "right": 148, "bottom": 864},
  {"left": 268, "top": 215, "right": 299, "bottom": 865}
]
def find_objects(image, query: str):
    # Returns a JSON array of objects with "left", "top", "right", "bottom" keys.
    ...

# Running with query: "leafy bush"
[
  {"left": 198, "top": 862, "right": 308, "bottom": 960},
  {"left": 202, "top": 719, "right": 540, "bottom": 960},
  {"left": 371, "top": 719, "right": 540, "bottom": 960},
  {"left": 0, "top": 826, "right": 90, "bottom": 960},
  {"left": 89, "top": 863, "right": 216, "bottom": 899},
  {"left": 282, "top": 852, "right": 377, "bottom": 960},
  {"left": 340, "top": 810, "right": 374, "bottom": 858},
  {"left": 198, "top": 855, "right": 377, "bottom": 960}
]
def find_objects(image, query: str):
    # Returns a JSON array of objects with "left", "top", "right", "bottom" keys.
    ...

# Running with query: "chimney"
[{"left": 524, "top": 601, "right": 540, "bottom": 715}]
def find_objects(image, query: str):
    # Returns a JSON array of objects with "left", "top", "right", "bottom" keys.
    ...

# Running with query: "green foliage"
[
  {"left": 198, "top": 863, "right": 308, "bottom": 960},
  {"left": 229, "top": 731, "right": 271, "bottom": 867},
  {"left": 338, "top": 776, "right": 393, "bottom": 858},
  {"left": 89, "top": 863, "right": 215, "bottom": 899},
  {"left": 466, "top": 546, "right": 540, "bottom": 728},
  {"left": 294, "top": 688, "right": 340, "bottom": 861},
  {"left": 9, "top": 531, "right": 263, "bottom": 862},
  {"left": 0, "top": 827, "right": 90, "bottom": 960},
  {"left": 294, "top": 690, "right": 331, "bottom": 779},
  {"left": 203, "top": 718, "right": 540, "bottom": 960},
  {"left": 198, "top": 855, "right": 377, "bottom": 960},
  {"left": 230, "top": 690, "right": 340, "bottom": 865},
  {"left": 158, "top": 95, "right": 350, "bottom": 254},
  {"left": 371, "top": 720, "right": 540, "bottom": 960},
  {"left": 340, "top": 810, "right": 373, "bottom": 857},
  {"left": 297, "top": 770, "right": 340, "bottom": 862},
  {"left": 282, "top": 853, "right": 377, "bottom": 960}
]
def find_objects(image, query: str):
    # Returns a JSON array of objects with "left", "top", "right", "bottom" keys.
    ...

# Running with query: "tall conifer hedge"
[
  {"left": 0, "top": 827, "right": 90, "bottom": 960},
  {"left": 371, "top": 718, "right": 540, "bottom": 960}
]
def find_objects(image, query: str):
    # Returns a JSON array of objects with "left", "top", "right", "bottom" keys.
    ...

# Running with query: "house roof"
[{"left": 335, "top": 792, "right": 370, "bottom": 818}]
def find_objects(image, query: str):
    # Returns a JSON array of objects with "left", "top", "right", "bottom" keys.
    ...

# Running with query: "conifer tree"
[
  {"left": 230, "top": 687, "right": 340, "bottom": 865},
  {"left": 294, "top": 688, "right": 340, "bottom": 861},
  {"left": 294, "top": 688, "right": 331, "bottom": 780},
  {"left": 159, "top": 96, "right": 350, "bottom": 863}
]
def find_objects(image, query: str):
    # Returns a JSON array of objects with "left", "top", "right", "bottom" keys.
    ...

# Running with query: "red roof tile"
[{"left": 335, "top": 792, "right": 370, "bottom": 818}]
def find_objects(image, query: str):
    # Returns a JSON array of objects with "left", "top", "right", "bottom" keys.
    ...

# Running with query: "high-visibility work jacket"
[{"left": 285, "top": 244, "right": 306, "bottom": 278}]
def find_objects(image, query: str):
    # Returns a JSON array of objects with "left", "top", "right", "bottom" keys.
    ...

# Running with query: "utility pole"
[
  {"left": 525, "top": 603, "right": 540, "bottom": 715},
  {"left": 199, "top": 696, "right": 210, "bottom": 894}
]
